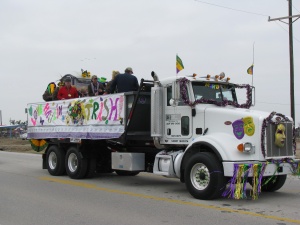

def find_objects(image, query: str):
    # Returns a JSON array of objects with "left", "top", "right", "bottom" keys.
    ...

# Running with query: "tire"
[
  {"left": 261, "top": 175, "right": 287, "bottom": 192},
  {"left": 85, "top": 157, "right": 97, "bottom": 178},
  {"left": 184, "top": 152, "right": 225, "bottom": 200},
  {"left": 65, "top": 147, "right": 88, "bottom": 179},
  {"left": 115, "top": 170, "right": 140, "bottom": 176},
  {"left": 46, "top": 145, "right": 65, "bottom": 176}
]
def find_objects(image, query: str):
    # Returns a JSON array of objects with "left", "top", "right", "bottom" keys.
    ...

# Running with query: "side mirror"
[{"left": 169, "top": 98, "right": 177, "bottom": 107}]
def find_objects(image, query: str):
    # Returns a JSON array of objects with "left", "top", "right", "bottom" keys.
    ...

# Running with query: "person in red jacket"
[{"left": 57, "top": 76, "right": 78, "bottom": 100}]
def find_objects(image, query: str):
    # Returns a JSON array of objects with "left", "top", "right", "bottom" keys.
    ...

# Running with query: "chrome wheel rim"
[
  {"left": 48, "top": 152, "right": 57, "bottom": 170},
  {"left": 68, "top": 153, "right": 78, "bottom": 173},
  {"left": 190, "top": 163, "right": 210, "bottom": 190}
]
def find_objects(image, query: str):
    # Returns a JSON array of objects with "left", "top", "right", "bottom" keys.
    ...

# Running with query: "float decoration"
[
  {"left": 47, "top": 82, "right": 56, "bottom": 94},
  {"left": 266, "top": 158, "right": 300, "bottom": 179},
  {"left": 99, "top": 77, "right": 107, "bottom": 83},
  {"left": 81, "top": 69, "right": 91, "bottom": 78},
  {"left": 29, "top": 139, "right": 48, "bottom": 152},
  {"left": 260, "top": 112, "right": 296, "bottom": 157},
  {"left": 179, "top": 78, "right": 252, "bottom": 109},
  {"left": 222, "top": 163, "right": 266, "bottom": 200},
  {"left": 68, "top": 99, "right": 87, "bottom": 125}
]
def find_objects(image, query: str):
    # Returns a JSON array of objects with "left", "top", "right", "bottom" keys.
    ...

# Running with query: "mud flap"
[{"left": 42, "top": 153, "right": 47, "bottom": 169}]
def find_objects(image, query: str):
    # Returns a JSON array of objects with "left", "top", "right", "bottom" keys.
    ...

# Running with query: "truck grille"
[{"left": 265, "top": 121, "right": 294, "bottom": 158}]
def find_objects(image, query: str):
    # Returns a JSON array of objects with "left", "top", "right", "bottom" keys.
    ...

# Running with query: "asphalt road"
[{"left": 0, "top": 151, "right": 300, "bottom": 225}]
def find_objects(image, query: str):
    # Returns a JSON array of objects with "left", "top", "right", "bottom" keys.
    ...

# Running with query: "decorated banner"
[{"left": 27, "top": 94, "right": 125, "bottom": 139}]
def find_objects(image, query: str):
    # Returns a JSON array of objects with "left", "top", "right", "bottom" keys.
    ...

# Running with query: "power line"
[
  {"left": 274, "top": 21, "right": 300, "bottom": 43},
  {"left": 292, "top": 4, "right": 300, "bottom": 13},
  {"left": 194, "top": 0, "right": 269, "bottom": 17},
  {"left": 268, "top": 0, "right": 299, "bottom": 122},
  {"left": 193, "top": 0, "right": 300, "bottom": 43}
]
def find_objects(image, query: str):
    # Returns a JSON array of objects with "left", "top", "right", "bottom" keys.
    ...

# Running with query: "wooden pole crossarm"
[{"left": 268, "top": 14, "right": 300, "bottom": 22}]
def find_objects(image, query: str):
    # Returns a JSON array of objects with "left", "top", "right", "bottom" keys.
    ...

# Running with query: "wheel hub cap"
[
  {"left": 191, "top": 163, "right": 210, "bottom": 190},
  {"left": 48, "top": 152, "right": 57, "bottom": 170},
  {"left": 68, "top": 153, "right": 78, "bottom": 173}
]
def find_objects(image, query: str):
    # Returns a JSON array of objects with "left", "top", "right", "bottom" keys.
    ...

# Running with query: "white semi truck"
[{"left": 27, "top": 72, "right": 299, "bottom": 200}]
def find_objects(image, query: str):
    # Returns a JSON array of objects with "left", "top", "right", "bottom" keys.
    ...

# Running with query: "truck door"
[{"left": 162, "top": 82, "right": 192, "bottom": 144}]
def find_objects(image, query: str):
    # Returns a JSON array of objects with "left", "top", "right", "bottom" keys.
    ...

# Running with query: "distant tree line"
[{"left": 9, "top": 119, "right": 27, "bottom": 126}]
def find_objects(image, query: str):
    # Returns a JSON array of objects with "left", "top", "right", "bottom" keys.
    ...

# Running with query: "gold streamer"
[
  {"left": 251, "top": 164, "right": 259, "bottom": 200},
  {"left": 234, "top": 164, "right": 244, "bottom": 199}
]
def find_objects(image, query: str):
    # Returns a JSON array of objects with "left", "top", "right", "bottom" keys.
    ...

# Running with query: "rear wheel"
[
  {"left": 46, "top": 145, "right": 65, "bottom": 176},
  {"left": 184, "top": 152, "right": 225, "bottom": 200},
  {"left": 65, "top": 147, "right": 88, "bottom": 179}
]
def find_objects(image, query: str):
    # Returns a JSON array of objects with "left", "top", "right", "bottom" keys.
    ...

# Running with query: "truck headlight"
[{"left": 237, "top": 142, "right": 255, "bottom": 154}]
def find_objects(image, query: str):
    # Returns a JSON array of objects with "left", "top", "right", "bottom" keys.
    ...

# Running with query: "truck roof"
[{"left": 159, "top": 74, "right": 233, "bottom": 86}]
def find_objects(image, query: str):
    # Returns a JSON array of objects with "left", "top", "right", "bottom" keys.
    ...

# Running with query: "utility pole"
[{"left": 268, "top": 0, "right": 300, "bottom": 123}]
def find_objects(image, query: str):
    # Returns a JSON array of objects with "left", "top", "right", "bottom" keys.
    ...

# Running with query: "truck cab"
[{"left": 151, "top": 73, "right": 297, "bottom": 199}]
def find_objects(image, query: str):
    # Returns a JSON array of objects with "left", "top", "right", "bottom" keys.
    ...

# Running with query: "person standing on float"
[
  {"left": 109, "top": 67, "right": 139, "bottom": 93},
  {"left": 57, "top": 76, "right": 78, "bottom": 100}
]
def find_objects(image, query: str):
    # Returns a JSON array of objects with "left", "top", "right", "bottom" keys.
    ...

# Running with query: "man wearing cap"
[
  {"left": 88, "top": 75, "right": 105, "bottom": 96},
  {"left": 109, "top": 67, "right": 139, "bottom": 93},
  {"left": 57, "top": 76, "right": 79, "bottom": 100}
]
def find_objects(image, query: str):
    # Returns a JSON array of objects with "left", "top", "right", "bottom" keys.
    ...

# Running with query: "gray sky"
[{"left": 0, "top": 0, "right": 299, "bottom": 125}]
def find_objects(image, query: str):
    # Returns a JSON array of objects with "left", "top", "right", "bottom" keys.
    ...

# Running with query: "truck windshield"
[{"left": 192, "top": 82, "right": 237, "bottom": 103}]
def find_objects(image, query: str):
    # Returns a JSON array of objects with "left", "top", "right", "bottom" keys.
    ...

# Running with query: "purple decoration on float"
[{"left": 222, "top": 163, "right": 239, "bottom": 198}]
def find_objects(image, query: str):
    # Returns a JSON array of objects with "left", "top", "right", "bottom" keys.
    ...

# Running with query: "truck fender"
[{"left": 179, "top": 135, "right": 230, "bottom": 183}]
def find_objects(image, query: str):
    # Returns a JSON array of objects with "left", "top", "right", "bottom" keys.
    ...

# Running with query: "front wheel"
[
  {"left": 46, "top": 145, "right": 65, "bottom": 176},
  {"left": 184, "top": 152, "right": 225, "bottom": 200},
  {"left": 261, "top": 175, "right": 287, "bottom": 192},
  {"left": 65, "top": 147, "right": 88, "bottom": 179}
]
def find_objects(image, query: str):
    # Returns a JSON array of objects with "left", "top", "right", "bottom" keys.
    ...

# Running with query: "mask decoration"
[
  {"left": 232, "top": 119, "right": 244, "bottom": 140},
  {"left": 243, "top": 116, "right": 255, "bottom": 136},
  {"left": 274, "top": 124, "right": 286, "bottom": 148}
]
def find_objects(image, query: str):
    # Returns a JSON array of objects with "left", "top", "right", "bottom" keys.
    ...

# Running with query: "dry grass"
[{"left": 0, "top": 138, "right": 38, "bottom": 153}]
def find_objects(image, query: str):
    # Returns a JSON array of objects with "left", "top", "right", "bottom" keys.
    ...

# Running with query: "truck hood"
[
  {"left": 196, "top": 105, "right": 272, "bottom": 140},
  {"left": 193, "top": 104, "right": 294, "bottom": 161}
]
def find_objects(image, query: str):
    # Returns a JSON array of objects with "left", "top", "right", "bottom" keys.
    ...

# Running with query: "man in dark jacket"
[{"left": 109, "top": 67, "right": 139, "bottom": 93}]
